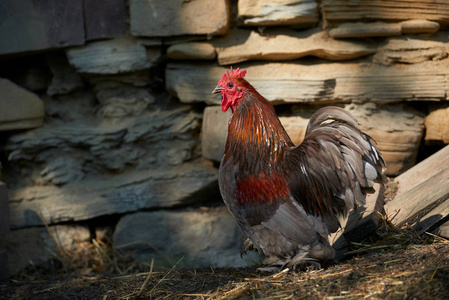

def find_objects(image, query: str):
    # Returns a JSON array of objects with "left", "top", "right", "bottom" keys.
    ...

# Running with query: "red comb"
[{"left": 226, "top": 66, "right": 246, "bottom": 78}]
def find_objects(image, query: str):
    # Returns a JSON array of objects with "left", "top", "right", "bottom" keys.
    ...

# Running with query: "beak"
[{"left": 212, "top": 86, "right": 224, "bottom": 94}]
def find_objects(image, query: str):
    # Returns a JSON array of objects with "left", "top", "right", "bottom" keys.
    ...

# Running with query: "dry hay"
[{"left": 2, "top": 211, "right": 449, "bottom": 299}]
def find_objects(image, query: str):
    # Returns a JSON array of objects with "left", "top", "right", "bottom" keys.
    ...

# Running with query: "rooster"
[{"left": 212, "top": 67, "right": 385, "bottom": 269}]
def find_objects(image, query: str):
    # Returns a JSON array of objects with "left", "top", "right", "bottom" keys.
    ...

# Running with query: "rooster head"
[{"left": 212, "top": 67, "right": 247, "bottom": 112}]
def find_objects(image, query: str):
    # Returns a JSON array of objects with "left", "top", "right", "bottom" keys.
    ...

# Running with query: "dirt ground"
[
  {"left": 1, "top": 234, "right": 449, "bottom": 299},
  {"left": 2, "top": 180, "right": 449, "bottom": 299}
]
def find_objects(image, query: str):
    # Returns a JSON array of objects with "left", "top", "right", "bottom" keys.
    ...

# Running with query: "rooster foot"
[{"left": 240, "top": 237, "right": 255, "bottom": 258}]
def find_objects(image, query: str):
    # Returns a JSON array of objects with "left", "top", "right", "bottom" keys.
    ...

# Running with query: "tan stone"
[
  {"left": 329, "top": 20, "right": 441, "bottom": 38},
  {"left": 0, "top": 78, "right": 44, "bottom": 131},
  {"left": 322, "top": 1, "right": 449, "bottom": 24},
  {"left": 238, "top": 0, "right": 318, "bottom": 26},
  {"left": 217, "top": 30, "right": 376, "bottom": 65},
  {"left": 374, "top": 35, "right": 449, "bottom": 65},
  {"left": 424, "top": 105, "right": 449, "bottom": 144},
  {"left": 130, "top": 0, "right": 230, "bottom": 37},
  {"left": 401, "top": 20, "right": 440, "bottom": 34},
  {"left": 167, "top": 43, "right": 216, "bottom": 60},
  {"left": 329, "top": 22, "right": 402, "bottom": 38},
  {"left": 166, "top": 61, "right": 449, "bottom": 105}
]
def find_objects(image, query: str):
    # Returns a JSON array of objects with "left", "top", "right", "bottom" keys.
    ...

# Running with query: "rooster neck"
[{"left": 223, "top": 92, "right": 293, "bottom": 172}]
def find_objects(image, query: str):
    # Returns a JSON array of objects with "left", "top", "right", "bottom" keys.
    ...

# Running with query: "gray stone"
[
  {"left": 0, "top": 78, "right": 45, "bottom": 131},
  {"left": 0, "top": 182, "right": 9, "bottom": 280},
  {"left": 8, "top": 59, "right": 50, "bottom": 92},
  {"left": 83, "top": 0, "right": 127, "bottom": 41},
  {"left": 5, "top": 225, "right": 90, "bottom": 275},
  {"left": 6, "top": 105, "right": 215, "bottom": 228},
  {"left": 47, "top": 52, "right": 85, "bottom": 96},
  {"left": 8, "top": 160, "right": 218, "bottom": 229},
  {"left": 0, "top": 182, "right": 10, "bottom": 236},
  {"left": 113, "top": 207, "right": 257, "bottom": 268},
  {"left": 130, "top": 0, "right": 230, "bottom": 37},
  {"left": 0, "top": 0, "right": 84, "bottom": 56},
  {"left": 66, "top": 36, "right": 161, "bottom": 74},
  {"left": 238, "top": 0, "right": 318, "bottom": 26}
]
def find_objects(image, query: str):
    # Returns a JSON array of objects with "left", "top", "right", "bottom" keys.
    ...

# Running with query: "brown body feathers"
[{"left": 213, "top": 67, "right": 385, "bottom": 268}]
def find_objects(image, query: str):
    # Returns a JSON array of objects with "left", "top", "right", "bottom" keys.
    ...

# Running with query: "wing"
[
  {"left": 219, "top": 154, "right": 333, "bottom": 253},
  {"left": 285, "top": 106, "right": 385, "bottom": 231}
]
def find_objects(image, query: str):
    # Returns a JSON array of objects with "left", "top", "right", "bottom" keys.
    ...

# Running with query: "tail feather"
[{"left": 288, "top": 106, "right": 386, "bottom": 224}]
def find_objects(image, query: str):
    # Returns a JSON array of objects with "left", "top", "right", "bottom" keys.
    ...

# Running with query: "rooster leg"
[{"left": 240, "top": 236, "right": 255, "bottom": 258}]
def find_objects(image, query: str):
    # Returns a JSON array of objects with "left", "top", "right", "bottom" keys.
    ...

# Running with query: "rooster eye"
[{"left": 227, "top": 82, "right": 234, "bottom": 88}]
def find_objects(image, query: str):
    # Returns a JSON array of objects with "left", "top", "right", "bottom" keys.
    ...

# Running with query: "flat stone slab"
[
  {"left": 113, "top": 207, "right": 258, "bottom": 268},
  {"left": 0, "top": 78, "right": 45, "bottom": 131},
  {"left": 373, "top": 34, "right": 449, "bottom": 65},
  {"left": 0, "top": 0, "right": 84, "bottom": 56},
  {"left": 166, "top": 60, "right": 449, "bottom": 105},
  {"left": 237, "top": 0, "right": 318, "bottom": 26},
  {"left": 322, "top": 1, "right": 449, "bottom": 24},
  {"left": 329, "top": 20, "right": 440, "bottom": 38},
  {"left": 167, "top": 43, "right": 216, "bottom": 60},
  {"left": 83, "top": 0, "right": 127, "bottom": 41},
  {"left": 8, "top": 160, "right": 218, "bottom": 229},
  {"left": 66, "top": 36, "right": 160, "bottom": 74},
  {"left": 216, "top": 30, "right": 376, "bottom": 65},
  {"left": 130, "top": 0, "right": 230, "bottom": 37}
]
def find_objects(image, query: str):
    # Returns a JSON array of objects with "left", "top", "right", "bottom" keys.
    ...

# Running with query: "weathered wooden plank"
[
  {"left": 166, "top": 61, "right": 449, "bottom": 105},
  {"left": 414, "top": 199, "right": 449, "bottom": 234},
  {"left": 393, "top": 145, "right": 449, "bottom": 200},
  {"left": 216, "top": 30, "right": 376, "bottom": 65},
  {"left": 385, "top": 145, "right": 449, "bottom": 227}
]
